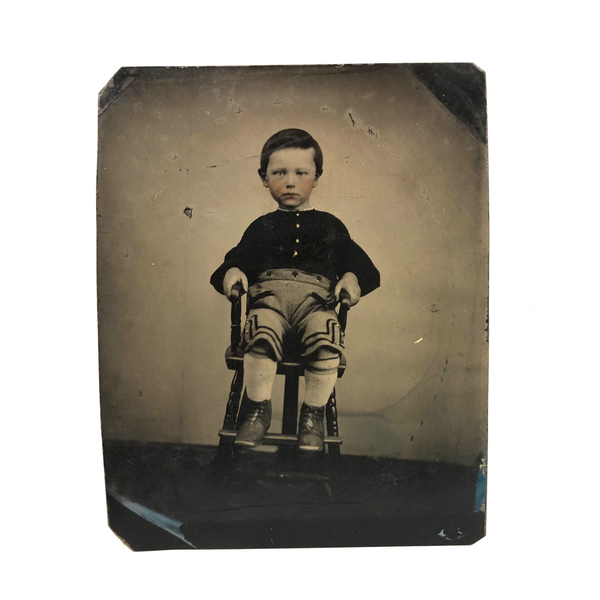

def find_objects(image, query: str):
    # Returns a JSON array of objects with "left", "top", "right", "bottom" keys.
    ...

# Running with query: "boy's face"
[{"left": 261, "top": 147, "right": 319, "bottom": 211}]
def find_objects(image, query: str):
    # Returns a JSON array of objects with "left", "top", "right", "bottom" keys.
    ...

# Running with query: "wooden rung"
[
  {"left": 218, "top": 429, "right": 342, "bottom": 446},
  {"left": 225, "top": 347, "right": 347, "bottom": 378}
]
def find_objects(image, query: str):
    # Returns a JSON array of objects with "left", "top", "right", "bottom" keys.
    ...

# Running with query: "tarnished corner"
[
  {"left": 471, "top": 63, "right": 487, "bottom": 76},
  {"left": 98, "top": 67, "right": 138, "bottom": 116}
]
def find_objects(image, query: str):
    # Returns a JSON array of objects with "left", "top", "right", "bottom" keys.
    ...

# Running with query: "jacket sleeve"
[
  {"left": 335, "top": 222, "right": 381, "bottom": 297},
  {"left": 210, "top": 220, "right": 262, "bottom": 295}
]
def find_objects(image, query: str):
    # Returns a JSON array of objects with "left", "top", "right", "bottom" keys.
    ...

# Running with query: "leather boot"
[
  {"left": 298, "top": 403, "right": 326, "bottom": 452},
  {"left": 235, "top": 399, "right": 272, "bottom": 447}
]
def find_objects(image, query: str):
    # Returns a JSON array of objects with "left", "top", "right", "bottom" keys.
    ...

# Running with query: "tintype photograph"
[{"left": 97, "top": 64, "right": 488, "bottom": 550}]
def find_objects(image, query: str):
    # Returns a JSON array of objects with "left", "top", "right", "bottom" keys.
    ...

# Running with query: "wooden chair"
[{"left": 216, "top": 283, "right": 350, "bottom": 463}]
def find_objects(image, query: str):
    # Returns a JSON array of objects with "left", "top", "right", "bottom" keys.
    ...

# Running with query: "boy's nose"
[{"left": 285, "top": 174, "right": 296, "bottom": 187}]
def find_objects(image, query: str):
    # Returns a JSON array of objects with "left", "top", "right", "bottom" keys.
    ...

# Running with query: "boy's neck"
[{"left": 277, "top": 204, "right": 314, "bottom": 212}]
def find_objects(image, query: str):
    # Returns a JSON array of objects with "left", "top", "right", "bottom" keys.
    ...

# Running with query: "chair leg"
[
  {"left": 326, "top": 387, "right": 341, "bottom": 457},
  {"left": 276, "top": 373, "right": 300, "bottom": 460},
  {"left": 225, "top": 368, "right": 244, "bottom": 429},
  {"left": 282, "top": 373, "right": 299, "bottom": 435},
  {"left": 215, "top": 369, "right": 243, "bottom": 466}
]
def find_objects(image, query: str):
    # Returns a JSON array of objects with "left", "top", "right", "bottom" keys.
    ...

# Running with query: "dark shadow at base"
[{"left": 104, "top": 440, "right": 485, "bottom": 551}]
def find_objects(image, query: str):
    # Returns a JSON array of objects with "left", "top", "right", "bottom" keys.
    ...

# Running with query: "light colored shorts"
[{"left": 242, "top": 269, "right": 344, "bottom": 362}]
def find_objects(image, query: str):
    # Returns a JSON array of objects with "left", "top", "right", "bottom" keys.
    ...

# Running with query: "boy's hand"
[
  {"left": 334, "top": 272, "right": 361, "bottom": 307},
  {"left": 223, "top": 267, "right": 248, "bottom": 300}
]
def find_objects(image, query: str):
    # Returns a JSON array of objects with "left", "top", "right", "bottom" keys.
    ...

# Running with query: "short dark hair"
[{"left": 259, "top": 129, "right": 323, "bottom": 179}]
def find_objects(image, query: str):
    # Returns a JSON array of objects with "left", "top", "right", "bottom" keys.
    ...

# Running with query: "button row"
[{"left": 294, "top": 213, "right": 300, "bottom": 256}]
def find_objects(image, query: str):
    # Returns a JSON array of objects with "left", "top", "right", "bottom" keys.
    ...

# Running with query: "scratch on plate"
[
  {"left": 414, "top": 337, "right": 423, "bottom": 344},
  {"left": 157, "top": 411, "right": 175, "bottom": 423}
]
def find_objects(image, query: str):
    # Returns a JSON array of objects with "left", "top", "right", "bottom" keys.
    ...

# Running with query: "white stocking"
[
  {"left": 243, "top": 346, "right": 277, "bottom": 402},
  {"left": 304, "top": 347, "right": 340, "bottom": 407}
]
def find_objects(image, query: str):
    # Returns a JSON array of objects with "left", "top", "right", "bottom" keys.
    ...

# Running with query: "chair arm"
[
  {"left": 229, "top": 283, "right": 246, "bottom": 351},
  {"left": 338, "top": 290, "right": 351, "bottom": 333}
]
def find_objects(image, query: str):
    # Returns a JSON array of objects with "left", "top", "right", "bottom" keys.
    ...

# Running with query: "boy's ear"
[
  {"left": 312, "top": 173, "right": 320, "bottom": 188},
  {"left": 258, "top": 169, "right": 269, "bottom": 187}
]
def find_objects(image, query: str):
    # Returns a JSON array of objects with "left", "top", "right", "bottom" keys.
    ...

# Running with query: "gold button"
[
  {"left": 295, "top": 239, "right": 299, "bottom": 243},
  {"left": 296, "top": 212, "right": 300, "bottom": 217},
  {"left": 296, "top": 223, "right": 300, "bottom": 228},
  {"left": 293, "top": 250, "right": 298, "bottom": 257}
]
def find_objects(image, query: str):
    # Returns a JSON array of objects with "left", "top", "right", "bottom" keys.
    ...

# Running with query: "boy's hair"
[{"left": 259, "top": 129, "right": 323, "bottom": 179}]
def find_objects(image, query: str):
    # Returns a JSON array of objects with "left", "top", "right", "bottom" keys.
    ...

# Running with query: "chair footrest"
[{"left": 218, "top": 429, "right": 342, "bottom": 446}]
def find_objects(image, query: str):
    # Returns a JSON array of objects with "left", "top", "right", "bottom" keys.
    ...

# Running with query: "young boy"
[{"left": 211, "top": 129, "right": 380, "bottom": 451}]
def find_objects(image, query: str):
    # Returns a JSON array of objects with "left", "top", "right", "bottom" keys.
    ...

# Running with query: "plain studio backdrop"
[{"left": 97, "top": 64, "right": 488, "bottom": 465}]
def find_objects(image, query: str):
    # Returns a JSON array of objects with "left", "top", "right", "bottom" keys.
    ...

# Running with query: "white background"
[{"left": 2, "top": 1, "right": 598, "bottom": 598}]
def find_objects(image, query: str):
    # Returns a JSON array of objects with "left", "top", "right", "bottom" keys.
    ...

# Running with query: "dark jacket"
[{"left": 210, "top": 209, "right": 380, "bottom": 296}]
